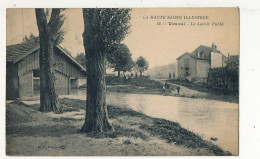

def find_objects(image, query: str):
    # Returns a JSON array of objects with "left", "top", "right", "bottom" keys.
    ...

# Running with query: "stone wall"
[
  {"left": 17, "top": 70, "right": 72, "bottom": 98},
  {"left": 211, "top": 52, "right": 224, "bottom": 68},
  {"left": 196, "top": 59, "right": 210, "bottom": 79},
  {"left": 6, "top": 63, "right": 19, "bottom": 99},
  {"left": 55, "top": 71, "right": 70, "bottom": 95},
  {"left": 19, "top": 71, "right": 33, "bottom": 98}
]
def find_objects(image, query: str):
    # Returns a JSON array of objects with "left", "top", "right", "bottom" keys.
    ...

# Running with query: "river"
[{"left": 70, "top": 89, "right": 238, "bottom": 155}]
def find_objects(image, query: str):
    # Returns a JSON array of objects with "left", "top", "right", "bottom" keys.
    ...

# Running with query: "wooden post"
[
  {"left": 31, "top": 71, "right": 34, "bottom": 97},
  {"left": 68, "top": 76, "right": 71, "bottom": 95}
]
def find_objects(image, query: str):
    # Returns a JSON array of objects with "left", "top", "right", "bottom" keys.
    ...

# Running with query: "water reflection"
[{"left": 69, "top": 89, "right": 238, "bottom": 155}]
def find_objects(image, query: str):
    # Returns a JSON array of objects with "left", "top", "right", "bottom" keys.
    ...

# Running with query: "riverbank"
[
  {"left": 107, "top": 85, "right": 172, "bottom": 96},
  {"left": 6, "top": 98, "right": 230, "bottom": 156},
  {"left": 105, "top": 77, "right": 172, "bottom": 96},
  {"left": 106, "top": 77, "right": 172, "bottom": 96},
  {"left": 105, "top": 77, "right": 238, "bottom": 103},
  {"left": 166, "top": 80, "right": 239, "bottom": 103}
]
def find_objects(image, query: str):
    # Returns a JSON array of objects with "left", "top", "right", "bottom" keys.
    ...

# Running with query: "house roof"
[
  {"left": 176, "top": 52, "right": 196, "bottom": 60},
  {"left": 177, "top": 45, "right": 225, "bottom": 61},
  {"left": 6, "top": 39, "right": 86, "bottom": 73},
  {"left": 6, "top": 39, "right": 39, "bottom": 62},
  {"left": 191, "top": 45, "right": 221, "bottom": 60}
]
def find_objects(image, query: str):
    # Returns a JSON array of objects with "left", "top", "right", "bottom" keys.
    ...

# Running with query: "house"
[
  {"left": 176, "top": 43, "right": 227, "bottom": 83},
  {"left": 6, "top": 39, "right": 86, "bottom": 99}
]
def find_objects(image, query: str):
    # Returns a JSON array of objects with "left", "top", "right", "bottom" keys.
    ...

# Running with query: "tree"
[
  {"left": 35, "top": 9, "right": 66, "bottom": 113},
  {"left": 22, "top": 33, "right": 37, "bottom": 43},
  {"left": 75, "top": 52, "right": 86, "bottom": 68},
  {"left": 106, "top": 44, "right": 134, "bottom": 77},
  {"left": 135, "top": 56, "right": 149, "bottom": 77},
  {"left": 81, "top": 8, "right": 131, "bottom": 133}
]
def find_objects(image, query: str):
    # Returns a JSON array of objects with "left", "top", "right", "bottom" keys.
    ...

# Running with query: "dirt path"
[
  {"left": 166, "top": 81, "right": 208, "bottom": 96},
  {"left": 153, "top": 79, "right": 207, "bottom": 96}
]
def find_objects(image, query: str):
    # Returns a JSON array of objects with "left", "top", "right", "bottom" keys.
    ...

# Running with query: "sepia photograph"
[{"left": 5, "top": 8, "right": 239, "bottom": 156}]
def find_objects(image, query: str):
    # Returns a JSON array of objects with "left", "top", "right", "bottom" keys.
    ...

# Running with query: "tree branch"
[
  {"left": 35, "top": 9, "right": 48, "bottom": 35},
  {"left": 48, "top": 9, "right": 61, "bottom": 34}
]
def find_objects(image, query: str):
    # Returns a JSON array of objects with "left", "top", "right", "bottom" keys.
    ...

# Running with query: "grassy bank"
[
  {"left": 167, "top": 80, "right": 239, "bottom": 103},
  {"left": 106, "top": 85, "right": 172, "bottom": 95},
  {"left": 6, "top": 98, "right": 230, "bottom": 156},
  {"left": 106, "top": 76, "right": 173, "bottom": 95},
  {"left": 106, "top": 76, "right": 164, "bottom": 88},
  {"left": 105, "top": 77, "right": 238, "bottom": 103}
]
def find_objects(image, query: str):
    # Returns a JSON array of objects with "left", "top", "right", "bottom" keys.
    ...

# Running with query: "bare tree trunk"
[
  {"left": 80, "top": 9, "right": 113, "bottom": 132},
  {"left": 81, "top": 51, "right": 113, "bottom": 132},
  {"left": 118, "top": 70, "right": 120, "bottom": 77},
  {"left": 35, "top": 9, "right": 60, "bottom": 113}
]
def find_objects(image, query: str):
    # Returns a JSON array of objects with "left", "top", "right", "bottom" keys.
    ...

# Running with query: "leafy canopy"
[
  {"left": 26, "top": 9, "right": 66, "bottom": 45},
  {"left": 106, "top": 44, "right": 134, "bottom": 72},
  {"left": 82, "top": 8, "right": 132, "bottom": 53},
  {"left": 22, "top": 33, "right": 38, "bottom": 43},
  {"left": 47, "top": 9, "right": 66, "bottom": 45},
  {"left": 136, "top": 56, "right": 149, "bottom": 73},
  {"left": 35, "top": 8, "right": 66, "bottom": 45}
]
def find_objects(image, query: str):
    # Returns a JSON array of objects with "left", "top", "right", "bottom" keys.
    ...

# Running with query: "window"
[
  {"left": 185, "top": 67, "right": 190, "bottom": 76},
  {"left": 33, "top": 69, "right": 40, "bottom": 78}
]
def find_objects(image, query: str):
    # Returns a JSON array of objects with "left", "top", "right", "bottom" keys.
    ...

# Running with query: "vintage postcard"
[{"left": 6, "top": 8, "right": 239, "bottom": 156}]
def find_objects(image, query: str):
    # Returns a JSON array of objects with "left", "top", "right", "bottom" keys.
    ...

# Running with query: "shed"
[{"left": 6, "top": 39, "right": 86, "bottom": 99}]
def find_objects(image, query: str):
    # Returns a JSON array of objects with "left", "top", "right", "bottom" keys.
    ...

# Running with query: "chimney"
[{"left": 212, "top": 42, "right": 217, "bottom": 52}]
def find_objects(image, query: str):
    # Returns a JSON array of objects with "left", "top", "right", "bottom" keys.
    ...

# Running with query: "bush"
[{"left": 208, "top": 67, "right": 238, "bottom": 92}]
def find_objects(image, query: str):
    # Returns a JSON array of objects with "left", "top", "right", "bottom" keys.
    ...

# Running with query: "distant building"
[
  {"left": 176, "top": 43, "right": 227, "bottom": 82},
  {"left": 145, "top": 63, "right": 177, "bottom": 79},
  {"left": 6, "top": 39, "right": 86, "bottom": 99}
]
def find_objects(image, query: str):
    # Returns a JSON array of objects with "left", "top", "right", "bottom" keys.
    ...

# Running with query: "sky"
[{"left": 6, "top": 8, "right": 239, "bottom": 68}]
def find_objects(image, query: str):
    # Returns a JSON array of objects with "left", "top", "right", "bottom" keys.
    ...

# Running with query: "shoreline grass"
[
  {"left": 107, "top": 103, "right": 230, "bottom": 156},
  {"left": 167, "top": 79, "right": 239, "bottom": 103},
  {"left": 8, "top": 98, "right": 230, "bottom": 156}
]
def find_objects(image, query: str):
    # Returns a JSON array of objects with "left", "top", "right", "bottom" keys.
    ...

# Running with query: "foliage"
[
  {"left": 75, "top": 52, "right": 86, "bottom": 68},
  {"left": 83, "top": 8, "right": 132, "bottom": 53},
  {"left": 22, "top": 33, "right": 38, "bottom": 43},
  {"left": 36, "top": 9, "right": 66, "bottom": 45},
  {"left": 106, "top": 44, "right": 134, "bottom": 75},
  {"left": 23, "top": 9, "right": 66, "bottom": 45},
  {"left": 208, "top": 66, "right": 239, "bottom": 92},
  {"left": 135, "top": 56, "right": 149, "bottom": 76},
  {"left": 48, "top": 9, "right": 66, "bottom": 45}
]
